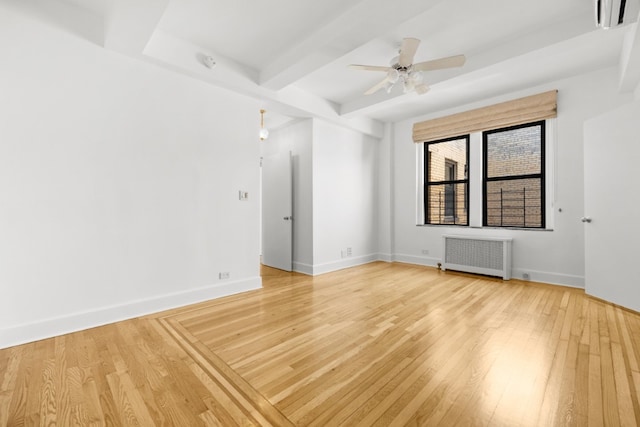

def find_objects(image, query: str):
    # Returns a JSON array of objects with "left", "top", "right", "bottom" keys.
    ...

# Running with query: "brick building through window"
[
  {"left": 424, "top": 136, "right": 469, "bottom": 225},
  {"left": 483, "top": 121, "right": 545, "bottom": 228}
]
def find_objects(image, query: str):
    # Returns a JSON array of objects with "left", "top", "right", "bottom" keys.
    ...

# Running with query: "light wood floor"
[{"left": 2, "top": 262, "right": 640, "bottom": 426}]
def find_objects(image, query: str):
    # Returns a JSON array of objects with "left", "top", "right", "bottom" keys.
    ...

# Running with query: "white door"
[
  {"left": 262, "top": 151, "right": 293, "bottom": 271},
  {"left": 584, "top": 102, "right": 640, "bottom": 312}
]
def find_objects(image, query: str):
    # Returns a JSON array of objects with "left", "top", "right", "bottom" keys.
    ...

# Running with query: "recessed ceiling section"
[
  {"left": 293, "top": 39, "right": 400, "bottom": 105},
  {"left": 156, "top": 0, "right": 363, "bottom": 70}
]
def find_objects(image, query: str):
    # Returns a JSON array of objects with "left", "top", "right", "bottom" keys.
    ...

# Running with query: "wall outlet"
[
  {"left": 346, "top": 247, "right": 352, "bottom": 256},
  {"left": 219, "top": 272, "right": 230, "bottom": 280},
  {"left": 238, "top": 191, "right": 249, "bottom": 201},
  {"left": 421, "top": 249, "right": 429, "bottom": 255}
]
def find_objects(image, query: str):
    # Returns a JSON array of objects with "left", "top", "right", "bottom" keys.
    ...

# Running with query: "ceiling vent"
[{"left": 595, "top": 0, "right": 630, "bottom": 29}]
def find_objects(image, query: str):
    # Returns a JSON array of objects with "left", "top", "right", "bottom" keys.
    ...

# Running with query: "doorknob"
[{"left": 581, "top": 217, "right": 592, "bottom": 223}]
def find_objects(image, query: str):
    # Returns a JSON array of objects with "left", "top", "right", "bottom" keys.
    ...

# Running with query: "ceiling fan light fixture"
[
  {"left": 387, "top": 68, "right": 400, "bottom": 84},
  {"left": 415, "top": 84, "right": 430, "bottom": 95},
  {"left": 403, "top": 79, "right": 415, "bottom": 93},
  {"left": 385, "top": 81, "right": 394, "bottom": 93}
]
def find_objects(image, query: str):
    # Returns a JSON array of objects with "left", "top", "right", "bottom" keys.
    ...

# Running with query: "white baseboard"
[
  {"left": 376, "top": 253, "right": 393, "bottom": 262},
  {"left": 510, "top": 268, "right": 584, "bottom": 288},
  {"left": 293, "top": 261, "right": 314, "bottom": 275},
  {"left": 0, "top": 276, "right": 261, "bottom": 350},
  {"left": 311, "top": 254, "right": 379, "bottom": 275},
  {"left": 393, "top": 254, "right": 584, "bottom": 288},
  {"left": 393, "top": 253, "right": 441, "bottom": 268},
  {"left": 293, "top": 254, "right": 381, "bottom": 276}
]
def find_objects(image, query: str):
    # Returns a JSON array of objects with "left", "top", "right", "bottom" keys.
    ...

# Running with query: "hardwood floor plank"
[
  {"left": 76, "top": 366, "right": 106, "bottom": 426},
  {"left": 588, "top": 352, "right": 604, "bottom": 427},
  {"left": 534, "top": 291, "right": 574, "bottom": 426},
  {"left": 23, "top": 341, "right": 48, "bottom": 425},
  {"left": 575, "top": 342, "right": 591, "bottom": 426},
  {"left": 599, "top": 303, "right": 622, "bottom": 426},
  {"left": 0, "top": 346, "right": 22, "bottom": 426},
  {"left": 612, "top": 341, "right": 637, "bottom": 426}
]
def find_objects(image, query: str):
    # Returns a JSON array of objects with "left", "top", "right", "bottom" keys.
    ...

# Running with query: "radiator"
[{"left": 442, "top": 235, "right": 512, "bottom": 280}]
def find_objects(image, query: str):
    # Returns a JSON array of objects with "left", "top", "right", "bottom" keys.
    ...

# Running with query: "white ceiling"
[{"left": 47, "top": 0, "right": 640, "bottom": 132}]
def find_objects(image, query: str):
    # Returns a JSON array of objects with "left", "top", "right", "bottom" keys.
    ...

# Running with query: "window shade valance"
[{"left": 412, "top": 90, "right": 557, "bottom": 143}]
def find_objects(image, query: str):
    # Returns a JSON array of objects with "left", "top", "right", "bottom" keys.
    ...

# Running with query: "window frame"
[
  {"left": 482, "top": 120, "right": 546, "bottom": 229},
  {"left": 423, "top": 135, "right": 470, "bottom": 226}
]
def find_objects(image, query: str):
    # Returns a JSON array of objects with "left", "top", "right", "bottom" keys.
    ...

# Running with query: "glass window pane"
[
  {"left": 427, "top": 138, "right": 467, "bottom": 183},
  {"left": 486, "top": 124, "right": 542, "bottom": 178},
  {"left": 426, "top": 183, "right": 468, "bottom": 225},
  {"left": 485, "top": 178, "right": 542, "bottom": 227}
]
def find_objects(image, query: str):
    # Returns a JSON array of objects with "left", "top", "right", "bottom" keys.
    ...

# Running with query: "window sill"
[{"left": 416, "top": 224, "right": 554, "bottom": 232}]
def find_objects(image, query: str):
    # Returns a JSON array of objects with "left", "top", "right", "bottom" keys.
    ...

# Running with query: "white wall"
[
  {"left": 377, "top": 123, "right": 394, "bottom": 261},
  {"left": 312, "top": 120, "right": 379, "bottom": 274},
  {"left": 262, "top": 119, "right": 314, "bottom": 269},
  {"left": 387, "top": 67, "right": 632, "bottom": 287},
  {"left": 0, "top": 4, "right": 261, "bottom": 348}
]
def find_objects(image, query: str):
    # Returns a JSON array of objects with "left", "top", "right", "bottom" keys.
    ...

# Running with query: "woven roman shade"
[{"left": 412, "top": 90, "right": 557, "bottom": 143}]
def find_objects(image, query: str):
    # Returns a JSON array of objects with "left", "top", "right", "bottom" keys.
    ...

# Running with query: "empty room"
[{"left": 1, "top": 0, "right": 640, "bottom": 425}]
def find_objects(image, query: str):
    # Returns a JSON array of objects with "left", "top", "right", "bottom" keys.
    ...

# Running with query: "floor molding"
[{"left": 157, "top": 317, "right": 293, "bottom": 426}]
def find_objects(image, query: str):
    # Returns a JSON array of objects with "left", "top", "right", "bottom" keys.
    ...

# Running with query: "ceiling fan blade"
[
  {"left": 398, "top": 37, "right": 420, "bottom": 67},
  {"left": 415, "top": 84, "right": 430, "bottom": 95},
  {"left": 413, "top": 55, "right": 466, "bottom": 72},
  {"left": 349, "top": 64, "right": 392, "bottom": 72},
  {"left": 364, "top": 77, "right": 390, "bottom": 95}
]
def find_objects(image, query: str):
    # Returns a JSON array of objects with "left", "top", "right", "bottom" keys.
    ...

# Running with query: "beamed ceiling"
[{"left": 14, "top": 0, "right": 640, "bottom": 136}]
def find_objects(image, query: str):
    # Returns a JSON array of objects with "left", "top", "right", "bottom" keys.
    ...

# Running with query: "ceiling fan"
[{"left": 349, "top": 37, "right": 466, "bottom": 95}]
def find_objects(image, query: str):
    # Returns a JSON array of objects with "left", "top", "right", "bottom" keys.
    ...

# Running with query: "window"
[
  {"left": 415, "top": 91, "right": 555, "bottom": 230},
  {"left": 483, "top": 121, "right": 545, "bottom": 228},
  {"left": 424, "top": 136, "right": 469, "bottom": 225}
]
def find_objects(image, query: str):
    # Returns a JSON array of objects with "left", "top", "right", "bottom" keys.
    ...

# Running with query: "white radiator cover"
[{"left": 442, "top": 235, "right": 512, "bottom": 280}]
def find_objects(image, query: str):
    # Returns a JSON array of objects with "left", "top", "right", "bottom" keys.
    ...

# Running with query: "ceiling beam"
[
  {"left": 619, "top": 20, "right": 640, "bottom": 93},
  {"left": 258, "top": 0, "right": 446, "bottom": 91},
  {"left": 143, "top": 32, "right": 384, "bottom": 138},
  {"left": 104, "top": 0, "right": 170, "bottom": 56}
]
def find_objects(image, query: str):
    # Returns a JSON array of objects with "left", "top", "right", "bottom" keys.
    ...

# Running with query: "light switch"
[{"left": 239, "top": 191, "right": 249, "bottom": 201}]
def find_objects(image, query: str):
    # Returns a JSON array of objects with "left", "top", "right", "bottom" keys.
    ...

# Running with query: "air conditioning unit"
[{"left": 595, "top": 0, "right": 632, "bottom": 29}]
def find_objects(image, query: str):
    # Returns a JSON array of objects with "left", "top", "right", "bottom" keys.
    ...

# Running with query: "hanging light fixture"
[{"left": 259, "top": 109, "right": 269, "bottom": 141}]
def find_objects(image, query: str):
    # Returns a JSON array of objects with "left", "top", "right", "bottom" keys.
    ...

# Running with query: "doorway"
[{"left": 261, "top": 151, "right": 293, "bottom": 272}]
